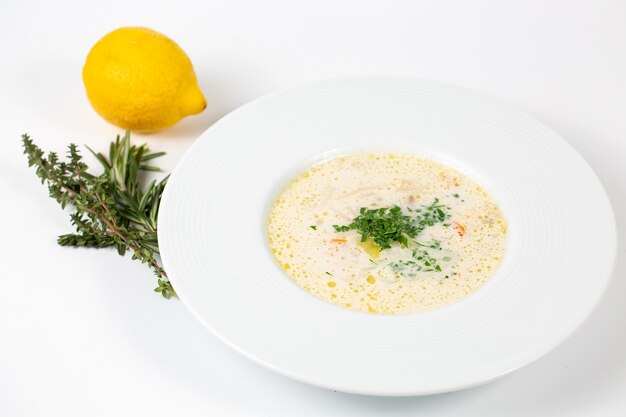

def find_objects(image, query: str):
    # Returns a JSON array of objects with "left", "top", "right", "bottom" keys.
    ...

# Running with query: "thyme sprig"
[{"left": 22, "top": 131, "right": 175, "bottom": 298}]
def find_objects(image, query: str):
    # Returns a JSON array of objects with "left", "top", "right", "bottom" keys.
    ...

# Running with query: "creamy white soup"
[{"left": 268, "top": 153, "right": 506, "bottom": 314}]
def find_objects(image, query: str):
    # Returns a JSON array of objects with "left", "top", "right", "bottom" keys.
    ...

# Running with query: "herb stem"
[{"left": 22, "top": 132, "right": 174, "bottom": 298}]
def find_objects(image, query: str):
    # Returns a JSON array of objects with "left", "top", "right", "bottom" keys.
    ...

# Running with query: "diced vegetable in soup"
[{"left": 268, "top": 153, "right": 506, "bottom": 314}]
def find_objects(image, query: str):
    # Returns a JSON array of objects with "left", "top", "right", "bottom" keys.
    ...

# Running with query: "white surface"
[
  {"left": 0, "top": 0, "right": 624, "bottom": 414},
  {"left": 158, "top": 76, "right": 616, "bottom": 395}
]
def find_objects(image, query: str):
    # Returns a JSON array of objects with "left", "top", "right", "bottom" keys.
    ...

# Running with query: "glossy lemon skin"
[{"left": 83, "top": 27, "right": 206, "bottom": 132}]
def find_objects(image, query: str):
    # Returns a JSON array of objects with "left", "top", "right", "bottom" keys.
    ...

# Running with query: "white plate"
[{"left": 158, "top": 77, "right": 616, "bottom": 396}]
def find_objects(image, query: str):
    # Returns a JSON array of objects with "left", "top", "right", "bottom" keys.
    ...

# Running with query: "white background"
[{"left": 1, "top": 0, "right": 625, "bottom": 415}]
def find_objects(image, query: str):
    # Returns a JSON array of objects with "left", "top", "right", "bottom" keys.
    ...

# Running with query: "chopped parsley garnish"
[
  {"left": 389, "top": 250, "right": 444, "bottom": 276},
  {"left": 332, "top": 199, "right": 450, "bottom": 250},
  {"left": 309, "top": 225, "right": 317, "bottom": 230}
]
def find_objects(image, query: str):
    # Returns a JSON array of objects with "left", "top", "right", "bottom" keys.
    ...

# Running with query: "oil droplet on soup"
[{"left": 267, "top": 153, "right": 507, "bottom": 314}]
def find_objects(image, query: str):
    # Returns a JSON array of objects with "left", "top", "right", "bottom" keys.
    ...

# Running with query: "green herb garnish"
[
  {"left": 22, "top": 131, "right": 175, "bottom": 298},
  {"left": 333, "top": 199, "right": 450, "bottom": 250},
  {"left": 310, "top": 225, "right": 317, "bottom": 230},
  {"left": 334, "top": 205, "right": 415, "bottom": 249},
  {"left": 389, "top": 250, "right": 443, "bottom": 276}
]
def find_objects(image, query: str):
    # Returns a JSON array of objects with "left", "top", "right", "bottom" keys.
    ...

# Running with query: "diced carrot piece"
[
  {"left": 330, "top": 237, "right": 347, "bottom": 244},
  {"left": 452, "top": 222, "right": 466, "bottom": 236}
]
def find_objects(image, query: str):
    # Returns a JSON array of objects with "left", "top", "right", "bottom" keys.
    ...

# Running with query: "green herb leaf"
[
  {"left": 332, "top": 200, "right": 451, "bottom": 251},
  {"left": 22, "top": 131, "right": 175, "bottom": 299}
]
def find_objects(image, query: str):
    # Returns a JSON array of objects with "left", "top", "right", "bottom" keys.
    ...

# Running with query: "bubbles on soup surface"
[{"left": 268, "top": 154, "right": 506, "bottom": 314}]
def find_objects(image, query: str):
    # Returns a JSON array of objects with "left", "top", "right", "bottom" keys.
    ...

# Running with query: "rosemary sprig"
[{"left": 22, "top": 131, "right": 175, "bottom": 298}]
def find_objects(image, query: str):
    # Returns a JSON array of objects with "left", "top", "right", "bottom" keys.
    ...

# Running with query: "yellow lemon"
[{"left": 83, "top": 27, "right": 206, "bottom": 132}]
